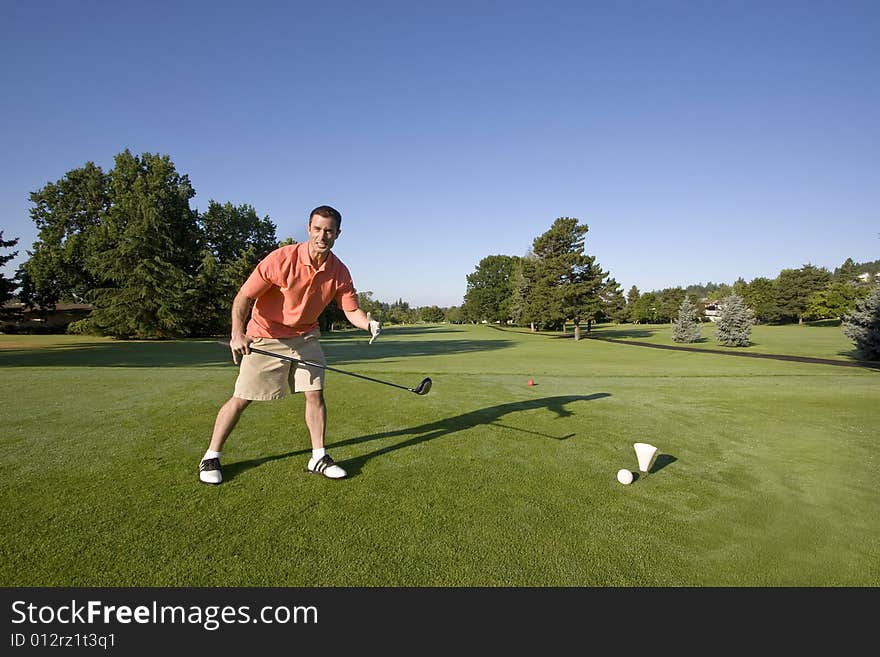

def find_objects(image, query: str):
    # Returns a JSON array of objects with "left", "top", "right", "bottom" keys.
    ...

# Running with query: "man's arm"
[
  {"left": 230, "top": 289, "right": 257, "bottom": 364},
  {"left": 344, "top": 308, "right": 382, "bottom": 344}
]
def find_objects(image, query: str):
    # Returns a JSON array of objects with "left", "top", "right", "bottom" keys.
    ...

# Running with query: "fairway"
[{"left": 1, "top": 324, "right": 878, "bottom": 586}]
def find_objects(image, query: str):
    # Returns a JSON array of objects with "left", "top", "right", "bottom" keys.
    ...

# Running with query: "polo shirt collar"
[{"left": 298, "top": 241, "right": 336, "bottom": 272}]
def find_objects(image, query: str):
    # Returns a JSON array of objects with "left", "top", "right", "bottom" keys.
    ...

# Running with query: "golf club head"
[{"left": 413, "top": 377, "right": 432, "bottom": 395}]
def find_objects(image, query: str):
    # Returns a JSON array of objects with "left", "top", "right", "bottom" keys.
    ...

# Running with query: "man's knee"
[
  {"left": 303, "top": 390, "right": 325, "bottom": 405},
  {"left": 226, "top": 396, "right": 252, "bottom": 413}
]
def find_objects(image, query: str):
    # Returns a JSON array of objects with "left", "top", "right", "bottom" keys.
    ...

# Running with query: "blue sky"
[{"left": 2, "top": 1, "right": 878, "bottom": 307}]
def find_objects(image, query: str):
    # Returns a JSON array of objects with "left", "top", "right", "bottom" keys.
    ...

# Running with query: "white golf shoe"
[
  {"left": 198, "top": 457, "right": 222, "bottom": 485},
  {"left": 306, "top": 454, "right": 347, "bottom": 479}
]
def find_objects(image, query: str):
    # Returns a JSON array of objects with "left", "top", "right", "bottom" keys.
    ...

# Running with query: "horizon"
[{"left": 2, "top": 2, "right": 878, "bottom": 308}]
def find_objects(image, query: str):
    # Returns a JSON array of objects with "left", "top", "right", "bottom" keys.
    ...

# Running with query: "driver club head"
[{"left": 413, "top": 378, "right": 432, "bottom": 395}]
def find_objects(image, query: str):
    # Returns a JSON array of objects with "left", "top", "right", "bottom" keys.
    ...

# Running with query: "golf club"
[{"left": 217, "top": 340, "right": 432, "bottom": 395}]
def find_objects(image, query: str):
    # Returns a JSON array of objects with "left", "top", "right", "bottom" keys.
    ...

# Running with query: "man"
[{"left": 198, "top": 205, "right": 380, "bottom": 484}]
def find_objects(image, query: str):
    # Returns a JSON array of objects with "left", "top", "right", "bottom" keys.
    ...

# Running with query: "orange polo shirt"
[{"left": 241, "top": 242, "right": 360, "bottom": 338}]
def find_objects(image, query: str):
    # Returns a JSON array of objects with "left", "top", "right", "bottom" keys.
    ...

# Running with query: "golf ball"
[{"left": 617, "top": 469, "right": 633, "bottom": 485}]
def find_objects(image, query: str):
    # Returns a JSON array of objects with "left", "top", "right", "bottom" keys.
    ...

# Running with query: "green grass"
[
  {"left": 1, "top": 324, "right": 878, "bottom": 586},
  {"left": 586, "top": 320, "right": 863, "bottom": 362}
]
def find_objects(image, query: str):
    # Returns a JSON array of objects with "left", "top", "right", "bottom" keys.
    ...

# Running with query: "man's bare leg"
[
  {"left": 199, "top": 396, "right": 251, "bottom": 485},
  {"left": 304, "top": 390, "right": 346, "bottom": 478}
]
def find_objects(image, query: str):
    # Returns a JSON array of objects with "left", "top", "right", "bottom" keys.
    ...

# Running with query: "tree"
[
  {"left": 0, "top": 232, "right": 19, "bottom": 304},
  {"left": 419, "top": 305, "right": 446, "bottom": 323},
  {"left": 85, "top": 150, "right": 201, "bottom": 338},
  {"left": 715, "top": 294, "right": 755, "bottom": 347},
  {"left": 356, "top": 291, "right": 383, "bottom": 321},
  {"left": 672, "top": 296, "right": 702, "bottom": 343},
  {"left": 834, "top": 257, "right": 861, "bottom": 284},
  {"left": 629, "top": 292, "right": 659, "bottom": 324},
  {"left": 774, "top": 264, "right": 832, "bottom": 324},
  {"left": 387, "top": 298, "right": 415, "bottom": 324},
  {"left": 601, "top": 278, "right": 628, "bottom": 324},
  {"left": 463, "top": 254, "right": 518, "bottom": 323},
  {"left": 657, "top": 287, "right": 686, "bottom": 323},
  {"left": 318, "top": 299, "right": 346, "bottom": 331},
  {"left": 444, "top": 305, "right": 464, "bottom": 324},
  {"left": 188, "top": 202, "right": 278, "bottom": 335},
  {"left": 524, "top": 217, "right": 611, "bottom": 339},
  {"left": 843, "top": 288, "right": 880, "bottom": 360},
  {"left": 625, "top": 285, "right": 640, "bottom": 322},
  {"left": 186, "top": 250, "right": 227, "bottom": 336},
  {"left": 18, "top": 162, "right": 111, "bottom": 309},
  {"left": 802, "top": 283, "right": 869, "bottom": 321},
  {"left": 740, "top": 277, "right": 778, "bottom": 324},
  {"left": 18, "top": 150, "right": 281, "bottom": 337},
  {"left": 510, "top": 253, "right": 542, "bottom": 330},
  {"left": 199, "top": 200, "right": 277, "bottom": 263}
]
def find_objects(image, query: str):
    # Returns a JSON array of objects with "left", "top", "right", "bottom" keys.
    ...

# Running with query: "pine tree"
[
  {"left": 601, "top": 277, "right": 628, "bottom": 324},
  {"left": 185, "top": 250, "right": 227, "bottom": 337},
  {"left": 625, "top": 285, "right": 640, "bottom": 322},
  {"left": 672, "top": 296, "right": 702, "bottom": 343},
  {"left": 843, "top": 288, "right": 880, "bottom": 360},
  {"left": 774, "top": 264, "right": 832, "bottom": 324},
  {"left": 834, "top": 258, "right": 861, "bottom": 284},
  {"left": 715, "top": 293, "right": 755, "bottom": 347},
  {"left": 525, "top": 217, "right": 610, "bottom": 338}
]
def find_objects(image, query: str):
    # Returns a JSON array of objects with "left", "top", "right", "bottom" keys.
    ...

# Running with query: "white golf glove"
[{"left": 367, "top": 312, "right": 382, "bottom": 345}]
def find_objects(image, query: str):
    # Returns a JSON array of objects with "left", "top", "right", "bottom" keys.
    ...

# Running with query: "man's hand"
[
  {"left": 367, "top": 312, "right": 382, "bottom": 345},
  {"left": 229, "top": 333, "right": 253, "bottom": 365}
]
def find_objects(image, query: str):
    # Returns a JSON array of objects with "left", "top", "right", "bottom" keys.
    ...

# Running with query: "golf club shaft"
[{"left": 219, "top": 341, "right": 419, "bottom": 392}]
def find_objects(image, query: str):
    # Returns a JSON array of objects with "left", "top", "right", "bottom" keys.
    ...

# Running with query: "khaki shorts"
[{"left": 233, "top": 331, "right": 326, "bottom": 400}]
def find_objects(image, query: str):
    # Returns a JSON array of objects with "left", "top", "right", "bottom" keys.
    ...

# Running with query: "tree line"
[
  {"left": 461, "top": 224, "right": 879, "bottom": 357},
  {"left": 623, "top": 259, "right": 878, "bottom": 326},
  {"left": 462, "top": 217, "right": 622, "bottom": 339},
  {"left": 1, "top": 149, "right": 877, "bottom": 340},
  {"left": 0, "top": 150, "right": 467, "bottom": 337},
  {"left": 463, "top": 225, "right": 879, "bottom": 329}
]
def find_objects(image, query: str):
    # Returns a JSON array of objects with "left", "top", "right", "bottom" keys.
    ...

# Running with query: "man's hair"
[{"left": 310, "top": 205, "right": 342, "bottom": 230}]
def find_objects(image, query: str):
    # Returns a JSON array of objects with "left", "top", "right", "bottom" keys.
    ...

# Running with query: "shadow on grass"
[
  {"left": 222, "top": 450, "right": 303, "bottom": 481},
  {"left": 651, "top": 453, "right": 677, "bottom": 473},
  {"left": 323, "top": 337, "right": 513, "bottom": 366},
  {"left": 0, "top": 340, "right": 231, "bottom": 368},
  {"left": 221, "top": 393, "right": 611, "bottom": 481},
  {"left": 629, "top": 454, "right": 677, "bottom": 483},
  {"left": 0, "top": 334, "right": 514, "bottom": 368},
  {"left": 485, "top": 325, "right": 572, "bottom": 339},
  {"left": 322, "top": 325, "right": 467, "bottom": 339},
  {"left": 582, "top": 328, "right": 658, "bottom": 340},
  {"left": 488, "top": 324, "right": 671, "bottom": 341}
]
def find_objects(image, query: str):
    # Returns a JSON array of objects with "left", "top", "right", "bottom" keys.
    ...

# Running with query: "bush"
[{"left": 66, "top": 317, "right": 101, "bottom": 335}]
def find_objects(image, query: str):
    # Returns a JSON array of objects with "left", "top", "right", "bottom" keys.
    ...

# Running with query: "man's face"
[{"left": 308, "top": 214, "right": 340, "bottom": 256}]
